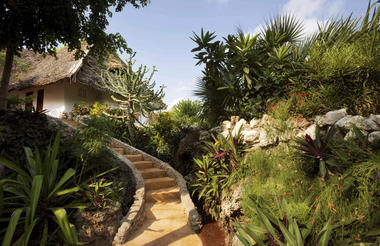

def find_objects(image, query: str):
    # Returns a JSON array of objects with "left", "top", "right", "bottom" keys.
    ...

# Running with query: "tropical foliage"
[
  {"left": 192, "top": 1, "right": 380, "bottom": 125},
  {"left": 97, "top": 54, "right": 165, "bottom": 141},
  {"left": 0, "top": 133, "right": 83, "bottom": 245}
]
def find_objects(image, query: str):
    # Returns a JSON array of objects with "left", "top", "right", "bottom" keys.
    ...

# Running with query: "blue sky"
[{"left": 106, "top": 0, "right": 369, "bottom": 109}]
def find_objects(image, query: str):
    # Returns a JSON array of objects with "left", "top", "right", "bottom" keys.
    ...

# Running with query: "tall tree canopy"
[{"left": 0, "top": 0, "right": 149, "bottom": 110}]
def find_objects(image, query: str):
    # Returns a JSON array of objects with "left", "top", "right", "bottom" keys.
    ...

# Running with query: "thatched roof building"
[
  {"left": 7, "top": 44, "right": 124, "bottom": 91},
  {"left": 6, "top": 45, "right": 125, "bottom": 118}
]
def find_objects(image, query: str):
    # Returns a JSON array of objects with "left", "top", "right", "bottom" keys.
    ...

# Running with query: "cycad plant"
[
  {"left": 0, "top": 132, "right": 84, "bottom": 246},
  {"left": 97, "top": 54, "right": 165, "bottom": 141}
]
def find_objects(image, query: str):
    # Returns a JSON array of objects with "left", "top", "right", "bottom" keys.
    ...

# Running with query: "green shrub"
[
  {"left": 170, "top": 99, "right": 204, "bottom": 127},
  {"left": 192, "top": 130, "right": 245, "bottom": 219},
  {"left": 0, "top": 109, "right": 57, "bottom": 165},
  {"left": 0, "top": 133, "right": 83, "bottom": 245}
]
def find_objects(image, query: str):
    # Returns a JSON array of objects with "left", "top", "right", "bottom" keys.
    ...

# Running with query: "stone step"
[
  {"left": 145, "top": 177, "right": 176, "bottom": 191},
  {"left": 145, "top": 201, "right": 184, "bottom": 219},
  {"left": 132, "top": 161, "right": 153, "bottom": 169},
  {"left": 140, "top": 168, "right": 167, "bottom": 179},
  {"left": 111, "top": 147, "right": 124, "bottom": 155},
  {"left": 146, "top": 187, "right": 180, "bottom": 202},
  {"left": 124, "top": 154, "right": 143, "bottom": 162}
]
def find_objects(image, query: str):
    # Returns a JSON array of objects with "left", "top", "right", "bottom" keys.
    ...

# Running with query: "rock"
[
  {"left": 220, "top": 185, "right": 243, "bottom": 220},
  {"left": 210, "top": 126, "right": 222, "bottom": 135},
  {"left": 257, "top": 129, "right": 277, "bottom": 147},
  {"left": 344, "top": 129, "right": 368, "bottom": 141},
  {"left": 315, "top": 108, "right": 347, "bottom": 126},
  {"left": 241, "top": 129, "right": 260, "bottom": 144},
  {"left": 232, "top": 119, "right": 249, "bottom": 137},
  {"left": 249, "top": 118, "right": 261, "bottom": 128},
  {"left": 222, "top": 121, "right": 231, "bottom": 132},
  {"left": 231, "top": 234, "right": 244, "bottom": 246},
  {"left": 369, "top": 114, "right": 380, "bottom": 127},
  {"left": 304, "top": 124, "right": 317, "bottom": 140},
  {"left": 230, "top": 116, "right": 240, "bottom": 130},
  {"left": 294, "top": 118, "right": 312, "bottom": 129},
  {"left": 368, "top": 131, "right": 380, "bottom": 143},
  {"left": 174, "top": 127, "right": 201, "bottom": 175},
  {"left": 335, "top": 115, "right": 377, "bottom": 131}
]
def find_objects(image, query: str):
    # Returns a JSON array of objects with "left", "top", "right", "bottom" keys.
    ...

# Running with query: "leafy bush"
[
  {"left": 0, "top": 109, "right": 57, "bottom": 165},
  {"left": 192, "top": 130, "right": 245, "bottom": 219},
  {"left": 192, "top": 2, "right": 380, "bottom": 123},
  {"left": 170, "top": 99, "right": 204, "bottom": 127},
  {"left": 0, "top": 133, "right": 83, "bottom": 245}
]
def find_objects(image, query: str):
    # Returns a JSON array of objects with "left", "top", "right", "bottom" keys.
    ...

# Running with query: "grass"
[{"left": 233, "top": 140, "right": 380, "bottom": 244}]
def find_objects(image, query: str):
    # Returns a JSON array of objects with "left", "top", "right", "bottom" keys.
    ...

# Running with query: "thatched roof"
[{"left": 5, "top": 44, "right": 124, "bottom": 91}]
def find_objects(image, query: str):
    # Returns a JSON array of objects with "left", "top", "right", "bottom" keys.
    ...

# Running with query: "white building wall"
[
  {"left": 63, "top": 81, "right": 115, "bottom": 113},
  {"left": 10, "top": 80, "right": 66, "bottom": 118}
]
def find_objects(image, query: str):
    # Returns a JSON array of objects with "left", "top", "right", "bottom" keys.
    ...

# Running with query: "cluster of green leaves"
[
  {"left": 69, "top": 101, "right": 110, "bottom": 120},
  {"left": 0, "top": 109, "right": 56, "bottom": 165},
  {"left": 84, "top": 167, "right": 124, "bottom": 210},
  {"left": 0, "top": 133, "right": 84, "bottom": 245},
  {"left": 169, "top": 99, "right": 204, "bottom": 127},
  {"left": 192, "top": 129, "right": 245, "bottom": 219},
  {"left": 192, "top": 14, "right": 305, "bottom": 124},
  {"left": 236, "top": 125, "right": 380, "bottom": 245},
  {"left": 192, "top": 1, "right": 380, "bottom": 125},
  {"left": 235, "top": 198, "right": 334, "bottom": 246}
]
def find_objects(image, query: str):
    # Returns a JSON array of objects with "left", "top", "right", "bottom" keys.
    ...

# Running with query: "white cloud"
[{"left": 284, "top": 0, "right": 326, "bottom": 19}]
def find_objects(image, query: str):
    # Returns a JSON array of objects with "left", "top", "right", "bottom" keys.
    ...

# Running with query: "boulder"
[
  {"left": 335, "top": 115, "right": 377, "bottom": 131},
  {"left": 249, "top": 118, "right": 261, "bottom": 128},
  {"left": 257, "top": 129, "right": 277, "bottom": 147},
  {"left": 222, "top": 121, "right": 231, "bottom": 132},
  {"left": 368, "top": 131, "right": 380, "bottom": 144},
  {"left": 304, "top": 124, "right": 317, "bottom": 140},
  {"left": 369, "top": 114, "right": 380, "bottom": 127},
  {"left": 241, "top": 129, "right": 260, "bottom": 144},
  {"left": 344, "top": 129, "right": 368, "bottom": 141},
  {"left": 230, "top": 116, "right": 240, "bottom": 129},
  {"left": 232, "top": 119, "right": 249, "bottom": 137},
  {"left": 315, "top": 108, "right": 347, "bottom": 126}
]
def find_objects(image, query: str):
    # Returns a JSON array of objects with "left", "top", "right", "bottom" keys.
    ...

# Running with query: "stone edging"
[
  {"left": 111, "top": 138, "right": 203, "bottom": 232},
  {"left": 49, "top": 118, "right": 146, "bottom": 245},
  {"left": 111, "top": 146, "right": 145, "bottom": 245}
]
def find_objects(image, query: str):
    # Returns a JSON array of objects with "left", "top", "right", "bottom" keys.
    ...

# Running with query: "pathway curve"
[{"left": 111, "top": 146, "right": 203, "bottom": 246}]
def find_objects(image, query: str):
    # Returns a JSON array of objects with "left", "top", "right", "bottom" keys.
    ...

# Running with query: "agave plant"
[
  {"left": 234, "top": 198, "right": 334, "bottom": 246},
  {"left": 293, "top": 125, "right": 337, "bottom": 178},
  {"left": 0, "top": 132, "right": 85, "bottom": 246}
]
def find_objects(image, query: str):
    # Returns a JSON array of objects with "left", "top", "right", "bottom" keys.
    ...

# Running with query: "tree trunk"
[
  {"left": 0, "top": 47, "right": 15, "bottom": 111},
  {"left": 127, "top": 106, "right": 135, "bottom": 142}
]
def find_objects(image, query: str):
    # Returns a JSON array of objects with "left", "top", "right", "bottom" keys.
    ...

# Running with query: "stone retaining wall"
[{"left": 111, "top": 138, "right": 203, "bottom": 233}]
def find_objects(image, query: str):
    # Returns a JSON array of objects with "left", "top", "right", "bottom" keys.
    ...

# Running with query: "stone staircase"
[{"left": 111, "top": 146, "right": 203, "bottom": 246}]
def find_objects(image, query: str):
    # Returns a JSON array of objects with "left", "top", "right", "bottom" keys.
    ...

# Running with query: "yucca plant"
[
  {"left": 0, "top": 132, "right": 85, "bottom": 246},
  {"left": 234, "top": 198, "right": 334, "bottom": 246}
]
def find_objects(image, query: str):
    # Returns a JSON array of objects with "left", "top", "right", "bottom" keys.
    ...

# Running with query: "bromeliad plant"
[
  {"left": 293, "top": 126, "right": 337, "bottom": 179},
  {"left": 192, "top": 128, "right": 245, "bottom": 219},
  {"left": 0, "top": 132, "right": 85, "bottom": 246}
]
